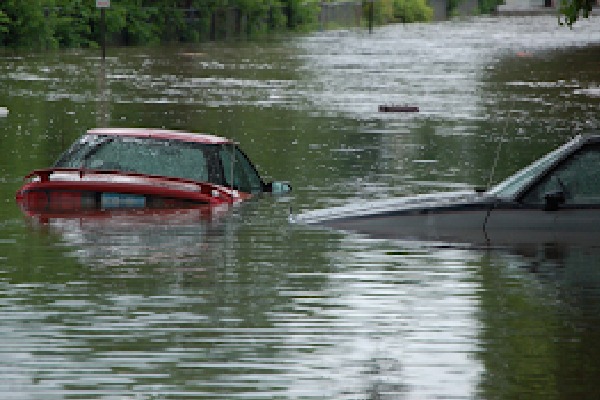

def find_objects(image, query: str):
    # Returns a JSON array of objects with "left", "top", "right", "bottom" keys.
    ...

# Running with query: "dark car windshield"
[
  {"left": 488, "top": 138, "right": 574, "bottom": 199},
  {"left": 54, "top": 135, "right": 264, "bottom": 193}
]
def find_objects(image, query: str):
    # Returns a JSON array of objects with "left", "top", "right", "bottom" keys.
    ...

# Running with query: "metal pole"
[
  {"left": 101, "top": 8, "right": 106, "bottom": 60},
  {"left": 368, "top": 0, "right": 374, "bottom": 34}
]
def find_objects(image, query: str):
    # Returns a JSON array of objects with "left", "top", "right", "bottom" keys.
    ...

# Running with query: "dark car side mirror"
[{"left": 544, "top": 190, "right": 565, "bottom": 211}]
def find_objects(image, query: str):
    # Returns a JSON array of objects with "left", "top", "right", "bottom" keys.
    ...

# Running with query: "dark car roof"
[
  {"left": 581, "top": 133, "right": 600, "bottom": 144},
  {"left": 541, "top": 133, "right": 600, "bottom": 165},
  {"left": 86, "top": 128, "right": 233, "bottom": 145}
]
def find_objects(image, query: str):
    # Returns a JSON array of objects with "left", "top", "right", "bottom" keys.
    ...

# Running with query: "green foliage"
[
  {"left": 0, "top": 10, "right": 8, "bottom": 29},
  {"left": 478, "top": 0, "right": 504, "bottom": 15},
  {"left": 51, "top": 0, "right": 95, "bottom": 48},
  {"left": 364, "top": 0, "right": 392, "bottom": 24},
  {"left": 0, "top": 0, "right": 431, "bottom": 49},
  {"left": 1, "top": 0, "right": 53, "bottom": 49},
  {"left": 121, "top": 6, "right": 161, "bottom": 45},
  {"left": 393, "top": 0, "right": 433, "bottom": 22},
  {"left": 364, "top": 0, "right": 432, "bottom": 24},
  {"left": 445, "top": 0, "right": 462, "bottom": 16},
  {"left": 0, "top": 10, "right": 9, "bottom": 42},
  {"left": 283, "top": 0, "right": 320, "bottom": 29},
  {"left": 559, "top": 0, "right": 595, "bottom": 26}
]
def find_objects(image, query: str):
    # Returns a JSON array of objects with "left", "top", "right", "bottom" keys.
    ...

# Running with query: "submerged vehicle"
[
  {"left": 294, "top": 134, "right": 600, "bottom": 246},
  {"left": 16, "top": 128, "right": 290, "bottom": 215}
]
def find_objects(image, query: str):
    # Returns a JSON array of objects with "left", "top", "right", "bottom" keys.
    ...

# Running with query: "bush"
[
  {"left": 364, "top": 0, "right": 432, "bottom": 25},
  {"left": 1, "top": 0, "right": 52, "bottom": 49},
  {"left": 0, "top": 0, "right": 431, "bottom": 49},
  {"left": 51, "top": 0, "right": 95, "bottom": 48},
  {"left": 393, "top": 0, "right": 433, "bottom": 22},
  {"left": 0, "top": 10, "right": 9, "bottom": 46}
]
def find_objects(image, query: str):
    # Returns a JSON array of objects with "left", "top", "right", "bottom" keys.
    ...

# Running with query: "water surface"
[{"left": 1, "top": 15, "right": 600, "bottom": 399}]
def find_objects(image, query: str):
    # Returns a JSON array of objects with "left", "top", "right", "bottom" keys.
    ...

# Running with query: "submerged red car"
[{"left": 16, "top": 128, "right": 290, "bottom": 215}]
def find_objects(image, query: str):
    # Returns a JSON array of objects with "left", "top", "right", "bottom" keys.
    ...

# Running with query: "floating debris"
[
  {"left": 178, "top": 52, "right": 206, "bottom": 57},
  {"left": 378, "top": 105, "right": 419, "bottom": 113},
  {"left": 0, "top": 107, "right": 8, "bottom": 117}
]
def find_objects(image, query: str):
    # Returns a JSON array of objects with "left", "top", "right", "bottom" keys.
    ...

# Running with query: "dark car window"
[
  {"left": 219, "top": 145, "right": 264, "bottom": 193},
  {"left": 521, "top": 144, "right": 600, "bottom": 205},
  {"left": 489, "top": 139, "right": 573, "bottom": 199},
  {"left": 54, "top": 135, "right": 265, "bottom": 192}
]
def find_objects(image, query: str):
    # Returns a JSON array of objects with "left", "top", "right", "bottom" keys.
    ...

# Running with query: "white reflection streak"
[{"left": 279, "top": 240, "right": 483, "bottom": 399}]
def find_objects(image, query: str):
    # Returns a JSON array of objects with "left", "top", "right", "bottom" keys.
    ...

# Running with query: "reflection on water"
[
  {"left": 5, "top": 216, "right": 600, "bottom": 399},
  {"left": 26, "top": 206, "right": 233, "bottom": 267},
  {"left": 279, "top": 238, "right": 483, "bottom": 399},
  {"left": 478, "top": 244, "right": 600, "bottom": 399},
  {"left": 1, "top": 15, "right": 600, "bottom": 400}
]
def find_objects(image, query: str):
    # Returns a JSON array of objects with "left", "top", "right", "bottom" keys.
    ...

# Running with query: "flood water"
[{"left": 2, "top": 15, "right": 600, "bottom": 399}]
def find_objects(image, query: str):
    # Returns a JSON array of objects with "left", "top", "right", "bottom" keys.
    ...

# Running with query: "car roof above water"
[
  {"left": 85, "top": 128, "right": 233, "bottom": 145},
  {"left": 580, "top": 133, "right": 600, "bottom": 144}
]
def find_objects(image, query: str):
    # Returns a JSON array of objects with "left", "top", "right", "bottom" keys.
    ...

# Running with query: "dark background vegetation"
[
  {"left": 2, "top": 0, "right": 587, "bottom": 49},
  {"left": 0, "top": 0, "right": 513, "bottom": 49}
]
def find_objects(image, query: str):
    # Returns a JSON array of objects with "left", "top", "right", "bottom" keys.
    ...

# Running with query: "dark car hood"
[
  {"left": 293, "top": 190, "right": 486, "bottom": 225},
  {"left": 294, "top": 190, "right": 600, "bottom": 249}
]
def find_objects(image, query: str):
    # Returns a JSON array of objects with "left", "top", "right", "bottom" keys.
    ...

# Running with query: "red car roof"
[{"left": 86, "top": 128, "right": 233, "bottom": 145}]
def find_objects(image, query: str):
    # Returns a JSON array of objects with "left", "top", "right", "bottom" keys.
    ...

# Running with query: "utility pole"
[
  {"left": 368, "top": 0, "right": 374, "bottom": 34},
  {"left": 101, "top": 8, "right": 106, "bottom": 59},
  {"left": 96, "top": 0, "right": 110, "bottom": 60}
]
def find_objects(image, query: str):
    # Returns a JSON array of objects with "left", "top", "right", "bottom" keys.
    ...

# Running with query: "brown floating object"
[{"left": 378, "top": 105, "right": 419, "bottom": 113}]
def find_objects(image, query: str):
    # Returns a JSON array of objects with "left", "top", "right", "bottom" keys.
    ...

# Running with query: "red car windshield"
[{"left": 54, "top": 135, "right": 265, "bottom": 193}]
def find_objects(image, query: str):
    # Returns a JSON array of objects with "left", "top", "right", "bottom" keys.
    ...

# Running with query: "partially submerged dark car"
[{"left": 294, "top": 134, "right": 600, "bottom": 246}]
